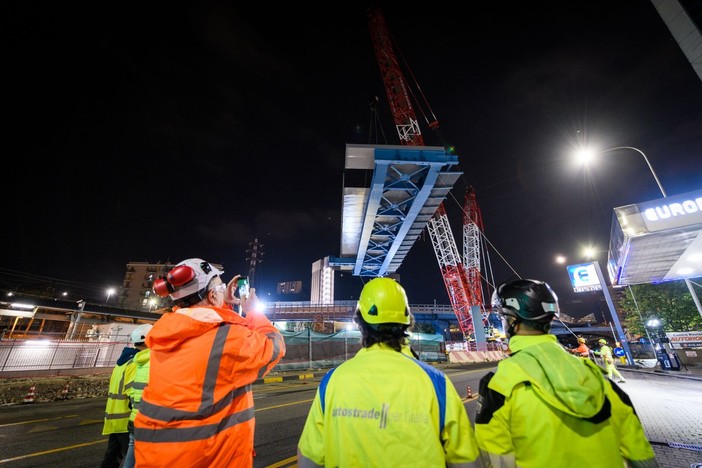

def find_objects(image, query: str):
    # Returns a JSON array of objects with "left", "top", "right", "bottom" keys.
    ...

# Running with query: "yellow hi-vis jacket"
[
  {"left": 474, "top": 334, "right": 658, "bottom": 468},
  {"left": 297, "top": 344, "right": 481, "bottom": 467},
  {"left": 134, "top": 305, "right": 285, "bottom": 468},
  {"left": 102, "top": 346, "right": 138, "bottom": 435},
  {"left": 127, "top": 348, "right": 150, "bottom": 424}
]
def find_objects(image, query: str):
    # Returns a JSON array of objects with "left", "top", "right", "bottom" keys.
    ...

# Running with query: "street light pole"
[
  {"left": 599, "top": 147, "right": 667, "bottom": 197},
  {"left": 585, "top": 146, "right": 702, "bottom": 319},
  {"left": 592, "top": 260, "right": 635, "bottom": 366}
]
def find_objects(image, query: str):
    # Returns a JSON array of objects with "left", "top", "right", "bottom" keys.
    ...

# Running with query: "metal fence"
[
  {"left": 0, "top": 330, "right": 449, "bottom": 374},
  {"left": 0, "top": 339, "right": 126, "bottom": 373}
]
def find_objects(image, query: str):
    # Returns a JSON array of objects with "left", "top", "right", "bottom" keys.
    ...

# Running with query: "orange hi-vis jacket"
[
  {"left": 571, "top": 343, "right": 590, "bottom": 357},
  {"left": 134, "top": 305, "right": 285, "bottom": 468}
]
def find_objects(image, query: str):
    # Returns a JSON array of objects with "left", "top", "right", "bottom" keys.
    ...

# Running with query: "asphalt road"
[
  {"left": 0, "top": 364, "right": 493, "bottom": 467},
  {"left": 6, "top": 363, "right": 695, "bottom": 467}
]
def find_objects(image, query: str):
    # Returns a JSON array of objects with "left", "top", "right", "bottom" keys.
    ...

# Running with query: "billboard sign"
[
  {"left": 566, "top": 262, "right": 602, "bottom": 293},
  {"left": 639, "top": 189, "right": 702, "bottom": 232},
  {"left": 665, "top": 331, "right": 702, "bottom": 349}
]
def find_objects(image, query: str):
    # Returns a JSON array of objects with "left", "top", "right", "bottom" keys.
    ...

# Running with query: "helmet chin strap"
[
  {"left": 175, "top": 287, "right": 209, "bottom": 308},
  {"left": 505, "top": 317, "right": 550, "bottom": 338},
  {"left": 504, "top": 317, "right": 519, "bottom": 338}
]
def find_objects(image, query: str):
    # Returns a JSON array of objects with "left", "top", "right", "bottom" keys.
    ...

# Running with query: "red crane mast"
[
  {"left": 463, "top": 186, "right": 488, "bottom": 308},
  {"left": 367, "top": 7, "right": 479, "bottom": 338}
]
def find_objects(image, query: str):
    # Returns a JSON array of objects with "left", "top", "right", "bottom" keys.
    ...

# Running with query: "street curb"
[
  {"left": 256, "top": 372, "right": 320, "bottom": 385},
  {"left": 253, "top": 361, "right": 497, "bottom": 385},
  {"left": 623, "top": 367, "right": 702, "bottom": 381}
]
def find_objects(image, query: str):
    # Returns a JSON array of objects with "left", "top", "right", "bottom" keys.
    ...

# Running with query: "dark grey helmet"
[{"left": 492, "top": 279, "right": 559, "bottom": 322}]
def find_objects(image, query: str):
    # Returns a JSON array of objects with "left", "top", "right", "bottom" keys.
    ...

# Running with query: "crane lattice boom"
[
  {"left": 367, "top": 7, "right": 424, "bottom": 146},
  {"left": 427, "top": 203, "right": 475, "bottom": 335},
  {"left": 463, "top": 187, "right": 484, "bottom": 306},
  {"left": 463, "top": 187, "right": 490, "bottom": 328},
  {"left": 367, "top": 6, "right": 477, "bottom": 338}
]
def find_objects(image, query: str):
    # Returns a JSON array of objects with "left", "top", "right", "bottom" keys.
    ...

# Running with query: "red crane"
[
  {"left": 367, "top": 6, "right": 481, "bottom": 338},
  {"left": 463, "top": 186, "right": 484, "bottom": 308}
]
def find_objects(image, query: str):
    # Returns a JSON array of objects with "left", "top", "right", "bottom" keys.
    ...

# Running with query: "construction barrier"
[
  {"left": 23, "top": 384, "right": 36, "bottom": 403},
  {"left": 449, "top": 350, "right": 505, "bottom": 364}
]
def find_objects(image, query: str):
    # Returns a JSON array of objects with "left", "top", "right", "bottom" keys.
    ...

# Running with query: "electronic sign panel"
[{"left": 566, "top": 262, "right": 603, "bottom": 293}]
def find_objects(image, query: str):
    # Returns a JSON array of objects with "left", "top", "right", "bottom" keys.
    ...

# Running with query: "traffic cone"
[
  {"left": 23, "top": 384, "right": 36, "bottom": 404},
  {"left": 466, "top": 386, "right": 473, "bottom": 399},
  {"left": 59, "top": 382, "right": 69, "bottom": 400}
]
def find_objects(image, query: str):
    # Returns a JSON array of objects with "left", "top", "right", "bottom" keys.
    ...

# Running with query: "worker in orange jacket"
[
  {"left": 134, "top": 258, "right": 285, "bottom": 468},
  {"left": 569, "top": 337, "right": 591, "bottom": 358}
]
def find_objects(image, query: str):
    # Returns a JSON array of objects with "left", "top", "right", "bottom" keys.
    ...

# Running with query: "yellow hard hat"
[
  {"left": 357, "top": 278, "right": 411, "bottom": 325},
  {"left": 598, "top": 338, "right": 607, "bottom": 344},
  {"left": 577, "top": 337, "right": 586, "bottom": 343}
]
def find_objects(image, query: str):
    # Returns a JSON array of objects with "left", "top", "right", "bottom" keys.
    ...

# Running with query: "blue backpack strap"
[
  {"left": 318, "top": 367, "right": 337, "bottom": 414},
  {"left": 406, "top": 356, "right": 446, "bottom": 433}
]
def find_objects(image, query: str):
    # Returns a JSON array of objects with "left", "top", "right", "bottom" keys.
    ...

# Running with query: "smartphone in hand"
[{"left": 234, "top": 276, "right": 250, "bottom": 299}]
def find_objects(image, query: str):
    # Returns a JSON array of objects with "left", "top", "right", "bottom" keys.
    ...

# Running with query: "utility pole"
[{"left": 246, "top": 238, "right": 264, "bottom": 286}]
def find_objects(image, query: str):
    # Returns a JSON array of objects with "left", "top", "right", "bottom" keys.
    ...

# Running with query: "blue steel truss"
[{"left": 336, "top": 144, "right": 463, "bottom": 277}]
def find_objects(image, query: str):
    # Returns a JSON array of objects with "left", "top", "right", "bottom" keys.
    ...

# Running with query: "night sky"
[{"left": 4, "top": 2, "right": 702, "bottom": 316}]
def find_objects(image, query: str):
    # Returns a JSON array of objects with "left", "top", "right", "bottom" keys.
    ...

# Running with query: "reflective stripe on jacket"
[
  {"left": 297, "top": 344, "right": 481, "bottom": 467},
  {"left": 595, "top": 344, "right": 615, "bottom": 366},
  {"left": 571, "top": 343, "right": 590, "bottom": 357},
  {"left": 474, "top": 334, "right": 658, "bottom": 468},
  {"left": 102, "top": 349, "right": 137, "bottom": 435},
  {"left": 134, "top": 305, "right": 285, "bottom": 468},
  {"left": 127, "top": 348, "right": 150, "bottom": 423}
]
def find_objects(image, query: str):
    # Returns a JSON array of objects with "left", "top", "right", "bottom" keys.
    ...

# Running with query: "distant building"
[
  {"left": 277, "top": 281, "right": 303, "bottom": 295},
  {"left": 119, "top": 262, "right": 174, "bottom": 310},
  {"left": 311, "top": 257, "right": 334, "bottom": 304},
  {"left": 119, "top": 261, "right": 223, "bottom": 311}
]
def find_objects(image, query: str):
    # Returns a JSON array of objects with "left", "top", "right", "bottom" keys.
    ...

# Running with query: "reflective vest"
[
  {"left": 102, "top": 351, "right": 137, "bottom": 435},
  {"left": 475, "top": 334, "right": 656, "bottom": 467},
  {"left": 134, "top": 305, "right": 285, "bottom": 468},
  {"left": 297, "top": 344, "right": 481, "bottom": 467},
  {"left": 571, "top": 343, "right": 590, "bottom": 357},
  {"left": 595, "top": 344, "right": 615, "bottom": 365},
  {"left": 127, "top": 348, "right": 150, "bottom": 423}
]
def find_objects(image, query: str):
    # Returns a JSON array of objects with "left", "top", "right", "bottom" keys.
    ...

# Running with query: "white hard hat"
[
  {"left": 152, "top": 258, "right": 224, "bottom": 306},
  {"left": 130, "top": 324, "right": 153, "bottom": 344}
]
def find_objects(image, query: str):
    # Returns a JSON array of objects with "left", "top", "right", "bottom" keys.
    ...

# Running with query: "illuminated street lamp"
[
  {"left": 575, "top": 145, "right": 702, "bottom": 318},
  {"left": 575, "top": 146, "right": 667, "bottom": 197},
  {"left": 582, "top": 245, "right": 608, "bottom": 260},
  {"left": 645, "top": 318, "right": 662, "bottom": 349},
  {"left": 106, "top": 288, "right": 116, "bottom": 304}
]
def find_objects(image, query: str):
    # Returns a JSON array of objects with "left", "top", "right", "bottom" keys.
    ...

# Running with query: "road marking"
[
  {"left": 0, "top": 439, "right": 106, "bottom": 464},
  {"left": 256, "top": 399, "right": 314, "bottom": 411},
  {"left": 264, "top": 455, "right": 297, "bottom": 467},
  {"left": 0, "top": 414, "right": 78, "bottom": 428}
]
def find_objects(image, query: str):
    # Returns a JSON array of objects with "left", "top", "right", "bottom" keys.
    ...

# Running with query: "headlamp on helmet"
[{"left": 357, "top": 277, "right": 411, "bottom": 325}]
